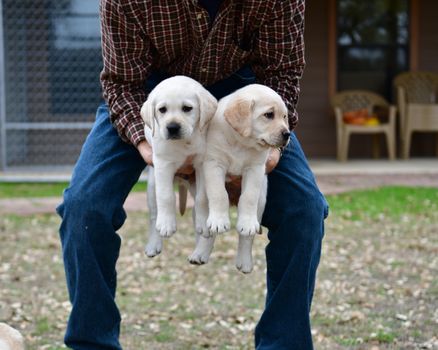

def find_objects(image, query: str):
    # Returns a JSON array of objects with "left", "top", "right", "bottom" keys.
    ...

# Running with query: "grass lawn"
[
  {"left": 0, "top": 182, "right": 146, "bottom": 198},
  {"left": 0, "top": 186, "right": 437, "bottom": 349}
]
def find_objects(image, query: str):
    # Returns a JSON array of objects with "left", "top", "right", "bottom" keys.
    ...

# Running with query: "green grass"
[
  {"left": 335, "top": 336, "right": 363, "bottom": 346},
  {"left": 327, "top": 186, "right": 438, "bottom": 220},
  {"left": 368, "top": 330, "right": 397, "bottom": 343},
  {"left": 0, "top": 181, "right": 146, "bottom": 198},
  {"left": 35, "top": 317, "right": 50, "bottom": 335}
]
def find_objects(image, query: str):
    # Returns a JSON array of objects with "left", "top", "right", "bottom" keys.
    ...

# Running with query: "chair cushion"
[{"left": 343, "top": 108, "right": 381, "bottom": 126}]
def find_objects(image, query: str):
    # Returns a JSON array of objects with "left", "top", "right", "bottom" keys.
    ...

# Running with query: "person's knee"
[
  {"left": 58, "top": 187, "right": 126, "bottom": 237},
  {"left": 267, "top": 189, "right": 327, "bottom": 248},
  {"left": 293, "top": 190, "right": 327, "bottom": 242}
]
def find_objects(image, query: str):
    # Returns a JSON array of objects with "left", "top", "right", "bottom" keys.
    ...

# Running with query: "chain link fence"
[{"left": 0, "top": 0, "right": 103, "bottom": 170}]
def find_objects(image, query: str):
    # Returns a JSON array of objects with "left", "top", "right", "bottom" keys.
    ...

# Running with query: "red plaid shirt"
[{"left": 100, "top": 0, "right": 305, "bottom": 146}]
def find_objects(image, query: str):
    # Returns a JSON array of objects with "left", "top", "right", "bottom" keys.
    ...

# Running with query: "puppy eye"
[
  {"left": 158, "top": 107, "right": 167, "bottom": 114},
  {"left": 182, "top": 106, "right": 193, "bottom": 112},
  {"left": 264, "top": 112, "right": 274, "bottom": 120},
  {"left": 283, "top": 115, "right": 287, "bottom": 119}
]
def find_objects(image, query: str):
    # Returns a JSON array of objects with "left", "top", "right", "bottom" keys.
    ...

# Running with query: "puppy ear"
[
  {"left": 140, "top": 98, "right": 156, "bottom": 136},
  {"left": 224, "top": 98, "right": 254, "bottom": 138},
  {"left": 197, "top": 90, "right": 218, "bottom": 132}
]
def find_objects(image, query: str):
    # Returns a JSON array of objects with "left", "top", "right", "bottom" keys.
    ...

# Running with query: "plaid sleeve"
[
  {"left": 100, "top": 0, "right": 152, "bottom": 145},
  {"left": 251, "top": 0, "right": 306, "bottom": 130}
]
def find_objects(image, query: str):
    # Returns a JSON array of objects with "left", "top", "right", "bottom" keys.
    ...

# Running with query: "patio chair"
[
  {"left": 331, "top": 90, "right": 397, "bottom": 162},
  {"left": 394, "top": 71, "right": 438, "bottom": 159}
]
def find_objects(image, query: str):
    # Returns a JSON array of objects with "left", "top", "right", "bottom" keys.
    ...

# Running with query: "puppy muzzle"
[
  {"left": 166, "top": 122, "right": 182, "bottom": 139},
  {"left": 281, "top": 130, "right": 291, "bottom": 146}
]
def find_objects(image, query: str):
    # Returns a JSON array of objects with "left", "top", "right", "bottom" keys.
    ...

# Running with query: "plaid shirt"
[{"left": 100, "top": 0, "right": 305, "bottom": 146}]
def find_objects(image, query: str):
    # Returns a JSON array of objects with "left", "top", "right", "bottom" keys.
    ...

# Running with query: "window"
[
  {"left": 337, "top": 0, "right": 409, "bottom": 100},
  {"left": 3, "top": 0, "right": 102, "bottom": 121}
]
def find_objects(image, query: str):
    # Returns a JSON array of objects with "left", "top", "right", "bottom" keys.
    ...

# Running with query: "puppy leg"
[
  {"left": 236, "top": 166, "right": 265, "bottom": 236},
  {"left": 154, "top": 161, "right": 178, "bottom": 237},
  {"left": 235, "top": 234, "right": 255, "bottom": 273},
  {"left": 194, "top": 166, "right": 209, "bottom": 236},
  {"left": 145, "top": 168, "right": 163, "bottom": 257},
  {"left": 257, "top": 175, "right": 268, "bottom": 224},
  {"left": 204, "top": 160, "right": 230, "bottom": 235},
  {"left": 235, "top": 176, "right": 267, "bottom": 273},
  {"left": 188, "top": 233, "right": 216, "bottom": 265}
]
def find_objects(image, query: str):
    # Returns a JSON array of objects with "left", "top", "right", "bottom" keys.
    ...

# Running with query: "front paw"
[
  {"left": 156, "top": 215, "right": 177, "bottom": 237},
  {"left": 236, "top": 215, "right": 260, "bottom": 236},
  {"left": 207, "top": 213, "right": 230, "bottom": 234}
]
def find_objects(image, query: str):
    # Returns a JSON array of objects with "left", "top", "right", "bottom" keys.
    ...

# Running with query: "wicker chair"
[
  {"left": 394, "top": 71, "right": 438, "bottom": 158},
  {"left": 331, "top": 90, "right": 397, "bottom": 162}
]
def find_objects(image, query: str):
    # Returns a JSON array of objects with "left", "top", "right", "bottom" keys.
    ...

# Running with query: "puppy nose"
[
  {"left": 282, "top": 130, "right": 291, "bottom": 141},
  {"left": 167, "top": 122, "right": 181, "bottom": 136}
]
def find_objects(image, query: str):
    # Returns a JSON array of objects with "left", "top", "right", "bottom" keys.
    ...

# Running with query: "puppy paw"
[
  {"left": 235, "top": 252, "right": 253, "bottom": 274},
  {"left": 207, "top": 214, "right": 230, "bottom": 234},
  {"left": 156, "top": 216, "right": 177, "bottom": 237},
  {"left": 188, "top": 249, "right": 211, "bottom": 265},
  {"left": 144, "top": 241, "right": 162, "bottom": 257},
  {"left": 236, "top": 216, "right": 260, "bottom": 236}
]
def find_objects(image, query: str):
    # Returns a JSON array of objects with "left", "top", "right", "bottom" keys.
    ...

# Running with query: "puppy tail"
[{"left": 178, "top": 185, "right": 188, "bottom": 215}]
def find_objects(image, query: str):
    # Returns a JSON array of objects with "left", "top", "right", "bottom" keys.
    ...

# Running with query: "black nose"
[
  {"left": 167, "top": 122, "right": 181, "bottom": 137},
  {"left": 282, "top": 130, "right": 291, "bottom": 141}
]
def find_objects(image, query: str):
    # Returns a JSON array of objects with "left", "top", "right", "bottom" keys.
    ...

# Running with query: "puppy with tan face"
[
  {"left": 188, "top": 84, "right": 289, "bottom": 273},
  {"left": 140, "top": 76, "right": 217, "bottom": 256}
]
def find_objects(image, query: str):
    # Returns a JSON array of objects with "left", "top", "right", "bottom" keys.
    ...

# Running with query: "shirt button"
[
  {"left": 197, "top": 13, "right": 203, "bottom": 19},
  {"left": 201, "top": 68, "right": 207, "bottom": 73}
]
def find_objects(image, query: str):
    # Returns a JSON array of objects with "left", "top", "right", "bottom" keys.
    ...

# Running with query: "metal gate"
[{"left": 0, "top": 0, "right": 102, "bottom": 170}]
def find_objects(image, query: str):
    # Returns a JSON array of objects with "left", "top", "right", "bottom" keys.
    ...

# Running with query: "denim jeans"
[{"left": 57, "top": 69, "right": 328, "bottom": 349}]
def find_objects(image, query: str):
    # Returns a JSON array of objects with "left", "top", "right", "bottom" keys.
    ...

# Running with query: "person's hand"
[
  {"left": 265, "top": 148, "right": 281, "bottom": 174},
  {"left": 137, "top": 141, "right": 153, "bottom": 166}
]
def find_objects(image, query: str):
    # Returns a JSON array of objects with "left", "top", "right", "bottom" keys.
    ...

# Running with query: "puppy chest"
[{"left": 225, "top": 151, "right": 260, "bottom": 176}]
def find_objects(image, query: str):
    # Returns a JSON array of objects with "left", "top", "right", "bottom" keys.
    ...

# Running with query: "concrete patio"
[
  {"left": 0, "top": 158, "right": 437, "bottom": 182},
  {"left": 0, "top": 158, "right": 437, "bottom": 216}
]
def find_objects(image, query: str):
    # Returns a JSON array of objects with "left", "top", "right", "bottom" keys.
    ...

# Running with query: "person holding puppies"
[{"left": 57, "top": 0, "right": 328, "bottom": 349}]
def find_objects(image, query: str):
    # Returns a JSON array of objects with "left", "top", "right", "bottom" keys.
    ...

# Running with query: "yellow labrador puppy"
[
  {"left": 140, "top": 76, "right": 217, "bottom": 257},
  {"left": 189, "top": 84, "right": 290, "bottom": 273}
]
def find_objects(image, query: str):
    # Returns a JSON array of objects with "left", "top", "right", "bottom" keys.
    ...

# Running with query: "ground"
[{"left": 0, "top": 186, "right": 437, "bottom": 349}]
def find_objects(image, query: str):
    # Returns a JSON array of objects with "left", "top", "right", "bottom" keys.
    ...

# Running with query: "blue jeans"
[{"left": 57, "top": 70, "right": 328, "bottom": 349}]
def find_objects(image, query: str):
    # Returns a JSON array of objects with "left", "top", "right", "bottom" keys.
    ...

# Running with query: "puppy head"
[
  {"left": 224, "top": 84, "right": 290, "bottom": 148},
  {"left": 141, "top": 76, "right": 217, "bottom": 140}
]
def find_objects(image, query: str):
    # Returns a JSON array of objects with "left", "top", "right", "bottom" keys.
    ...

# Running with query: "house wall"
[
  {"left": 298, "top": 0, "right": 438, "bottom": 158},
  {"left": 418, "top": 0, "right": 438, "bottom": 71},
  {"left": 295, "top": 0, "right": 336, "bottom": 158},
  {"left": 411, "top": 0, "right": 438, "bottom": 155}
]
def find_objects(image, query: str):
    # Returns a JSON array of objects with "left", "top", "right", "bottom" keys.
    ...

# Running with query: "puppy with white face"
[
  {"left": 188, "top": 84, "right": 289, "bottom": 273},
  {"left": 140, "top": 76, "right": 217, "bottom": 257}
]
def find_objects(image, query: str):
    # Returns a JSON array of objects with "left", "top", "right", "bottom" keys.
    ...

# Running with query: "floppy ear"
[
  {"left": 140, "top": 98, "right": 156, "bottom": 136},
  {"left": 197, "top": 90, "right": 218, "bottom": 132},
  {"left": 223, "top": 98, "right": 254, "bottom": 138}
]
